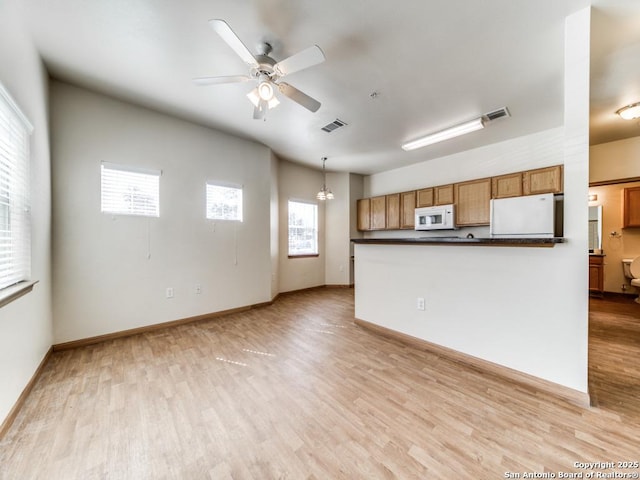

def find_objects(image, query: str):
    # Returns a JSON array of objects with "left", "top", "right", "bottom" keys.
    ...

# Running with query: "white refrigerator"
[{"left": 489, "top": 193, "right": 558, "bottom": 238}]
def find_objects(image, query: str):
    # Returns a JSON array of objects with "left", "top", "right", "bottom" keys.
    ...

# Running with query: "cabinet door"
[
  {"left": 370, "top": 196, "right": 387, "bottom": 230},
  {"left": 386, "top": 194, "right": 400, "bottom": 230},
  {"left": 588, "top": 255, "right": 604, "bottom": 295},
  {"left": 416, "top": 188, "right": 434, "bottom": 207},
  {"left": 400, "top": 191, "right": 416, "bottom": 229},
  {"left": 522, "top": 165, "right": 563, "bottom": 195},
  {"left": 492, "top": 172, "right": 523, "bottom": 199},
  {"left": 455, "top": 178, "right": 492, "bottom": 226},
  {"left": 435, "top": 184, "right": 454, "bottom": 205},
  {"left": 357, "top": 198, "right": 370, "bottom": 231},
  {"left": 623, "top": 186, "right": 640, "bottom": 227}
]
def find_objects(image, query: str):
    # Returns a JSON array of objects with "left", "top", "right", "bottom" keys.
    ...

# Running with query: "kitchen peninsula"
[
  {"left": 352, "top": 234, "right": 586, "bottom": 407},
  {"left": 352, "top": 237, "right": 564, "bottom": 247}
]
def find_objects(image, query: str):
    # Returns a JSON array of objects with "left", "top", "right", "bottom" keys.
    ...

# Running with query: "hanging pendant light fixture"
[{"left": 316, "top": 157, "right": 334, "bottom": 201}]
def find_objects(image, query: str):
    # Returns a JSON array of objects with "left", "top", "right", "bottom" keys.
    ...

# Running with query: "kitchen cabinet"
[
  {"left": 589, "top": 255, "right": 604, "bottom": 296},
  {"left": 357, "top": 198, "right": 370, "bottom": 231},
  {"left": 492, "top": 172, "right": 523, "bottom": 199},
  {"left": 455, "top": 178, "right": 492, "bottom": 226},
  {"left": 400, "top": 191, "right": 416, "bottom": 229},
  {"left": 356, "top": 164, "right": 563, "bottom": 232},
  {"left": 370, "top": 195, "right": 387, "bottom": 230},
  {"left": 416, "top": 188, "right": 434, "bottom": 207},
  {"left": 623, "top": 186, "right": 640, "bottom": 227},
  {"left": 435, "top": 184, "right": 454, "bottom": 205},
  {"left": 522, "top": 165, "right": 563, "bottom": 196},
  {"left": 386, "top": 194, "right": 400, "bottom": 230}
]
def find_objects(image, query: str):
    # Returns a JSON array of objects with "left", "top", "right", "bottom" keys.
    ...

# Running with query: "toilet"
[{"left": 622, "top": 257, "right": 640, "bottom": 303}]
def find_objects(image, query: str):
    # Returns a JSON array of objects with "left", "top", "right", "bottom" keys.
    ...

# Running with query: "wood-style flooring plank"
[{"left": 0, "top": 289, "right": 639, "bottom": 479}]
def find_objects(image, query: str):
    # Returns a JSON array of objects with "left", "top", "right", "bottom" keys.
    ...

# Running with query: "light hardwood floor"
[{"left": 1, "top": 289, "right": 639, "bottom": 479}]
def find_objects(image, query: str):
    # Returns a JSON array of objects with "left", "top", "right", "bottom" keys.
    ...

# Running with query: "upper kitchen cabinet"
[
  {"left": 416, "top": 188, "right": 434, "bottom": 207},
  {"left": 455, "top": 178, "right": 492, "bottom": 226},
  {"left": 492, "top": 172, "right": 523, "bottom": 199},
  {"left": 623, "top": 186, "right": 640, "bottom": 227},
  {"left": 435, "top": 184, "right": 454, "bottom": 205},
  {"left": 357, "top": 198, "right": 370, "bottom": 231},
  {"left": 400, "top": 191, "right": 416, "bottom": 229},
  {"left": 522, "top": 165, "right": 563, "bottom": 196},
  {"left": 386, "top": 194, "right": 401, "bottom": 230},
  {"left": 370, "top": 195, "right": 387, "bottom": 230}
]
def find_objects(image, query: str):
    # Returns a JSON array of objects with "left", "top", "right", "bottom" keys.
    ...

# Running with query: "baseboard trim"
[
  {"left": 53, "top": 301, "right": 274, "bottom": 352},
  {"left": 54, "top": 285, "right": 355, "bottom": 352},
  {"left": 354, "top": 318, "right": 591, "bottom": 408},
  {"left": 0, "top": 346, "right": 53, "bottom": 440}
]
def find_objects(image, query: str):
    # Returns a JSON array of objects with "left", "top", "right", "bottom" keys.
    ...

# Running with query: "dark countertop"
[{"left": 351, "top": 237, "right": 565, "bottom": 247}]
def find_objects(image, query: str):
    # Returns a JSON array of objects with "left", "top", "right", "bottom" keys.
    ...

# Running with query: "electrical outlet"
[
  {"left": 416, "top": 297, "right": 425, "bottom": 311},
  {"left": 195, "top": 284, "right": 202, "bottom": 295},
  {"left": 166, "top": 287, "right": 174, "bottom": 299}
]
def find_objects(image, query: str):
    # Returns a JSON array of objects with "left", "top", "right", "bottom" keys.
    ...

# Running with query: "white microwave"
[{"left": 415, "top": 204, "right": 456, "bottom": 230}]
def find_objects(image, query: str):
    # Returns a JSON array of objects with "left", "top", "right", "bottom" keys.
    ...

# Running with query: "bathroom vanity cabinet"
[{"left": 589, "top": 254, "right": 604, "bottom": 296}]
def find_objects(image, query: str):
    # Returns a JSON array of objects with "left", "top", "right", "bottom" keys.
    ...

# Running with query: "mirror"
[{"left": 589, "top": 205, "right": 602, "bottom": 252}]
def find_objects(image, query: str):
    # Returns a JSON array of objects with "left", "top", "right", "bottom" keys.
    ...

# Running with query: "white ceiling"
[{"left": 17, "top": 0, "right": 640, "bottom": 175}]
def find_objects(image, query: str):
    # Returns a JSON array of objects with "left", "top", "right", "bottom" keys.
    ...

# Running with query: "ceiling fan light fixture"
[
  {"left": 401, "top": 117, "right": 485, "bottom": 151},
  {"left": 257, "top": 80, "right": 274, "bottom": 101},
  {"left": 197, "top": 20, "right": 325, "bottom": 118},
  {"left": 247, "top": 88, "right": 280, "bottom": 109},
  {"left": 616, "top": 102, "right": 640, "bottom": 120}
]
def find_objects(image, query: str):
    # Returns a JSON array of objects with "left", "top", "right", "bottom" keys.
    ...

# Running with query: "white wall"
[
  {"left": 0, "top": 0, "right": 53, "bottom": 424},
  {"left": 278, "top": 160, "right": 326, "bottom": 292},
  {"left": 325, "top": 172, "right": 351, "bottom": 286},
  {"left": 269, "top": 152, "right": 280, "bottom": 300},
  {"left": 349, "top": 173, "right": 364, "bottom": 284},
  {"left": 355, "top": 8, "right": 591, "bottom": 393},
  {"left": 50, "top": 81, "right": 274, "bottom": 343},
  {"left": 365, "top": 128, "right": 565, "bottom": 197},
  {"left": 590, "top": 136, "right": 640, "bottom": 183}
]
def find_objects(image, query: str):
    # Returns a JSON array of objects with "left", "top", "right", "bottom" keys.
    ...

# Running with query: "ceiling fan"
[{"left": 194, "top": 19, "right": 326, "bottom": 120}]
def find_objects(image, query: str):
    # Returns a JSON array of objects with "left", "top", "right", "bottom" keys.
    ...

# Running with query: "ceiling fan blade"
[
  {"left": 278, "top": 83, "right": 321, "bottom": 112},
  {"left": 274, "top": 45, "right": 325, "bottom": 77},
  {"left": 193, "top": 75, "right": 252, "bottom": 86},
  {"left": 209, "top": 19, "right": 259, "bottom": 68}
]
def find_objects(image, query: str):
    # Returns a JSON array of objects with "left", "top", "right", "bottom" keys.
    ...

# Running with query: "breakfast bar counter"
[{"left": 351, "top": 237, "right": 565, "bottom": 247}]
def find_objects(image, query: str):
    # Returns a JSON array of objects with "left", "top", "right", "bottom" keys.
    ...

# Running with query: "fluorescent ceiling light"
[
  {"left": 616, "top": 102, "right": 640, "bottom": 120},
  {"left": 402, "top": 117, "right": 485, "bottom": 151}
]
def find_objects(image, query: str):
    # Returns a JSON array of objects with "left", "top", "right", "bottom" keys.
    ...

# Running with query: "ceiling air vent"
[
  {"left": 321, "top": 119, "right": 348, "bottom": 133},
  {"left": 484, "top": 107, "right": 511, "bottom": 122}
]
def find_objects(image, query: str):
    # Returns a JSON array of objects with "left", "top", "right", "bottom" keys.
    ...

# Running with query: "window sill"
[
  {"left": 288, "top": 254, "right": 320, "bottom": 258},
  {"left": 0, "top": 280, "right": 38, "bottom": 309}
]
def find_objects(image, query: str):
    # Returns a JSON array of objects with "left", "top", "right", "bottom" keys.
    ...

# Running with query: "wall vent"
[
  {"left": 321, "top": 119, "right": 347, "bottom": 133},
  {"left": 484, "top": 107, "right": 510, "bottom": 122}
]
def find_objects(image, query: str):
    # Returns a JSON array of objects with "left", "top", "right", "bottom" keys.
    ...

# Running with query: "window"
[
  {"left": 101, "top": 163, "right": 160, "bottom": 217},
  {"left": 288, "top": 200, "right": 318, "bottom": 256},
  {"left": 0, "top": 84, "right": 33, "bottom": 291},
  {"left": 206, "top": 183, "right": 243, "bottom": 221}
]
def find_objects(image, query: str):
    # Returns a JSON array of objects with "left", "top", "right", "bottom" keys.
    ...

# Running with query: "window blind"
[
  {"left": 206, "top": 183, "right": 243, "bottom": 221},
  {"left": 101, "top": 163, "right": 160, "bottom": 217},
  {"left": 0, "top": 84, "right": 33, "bottom": 290}
]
